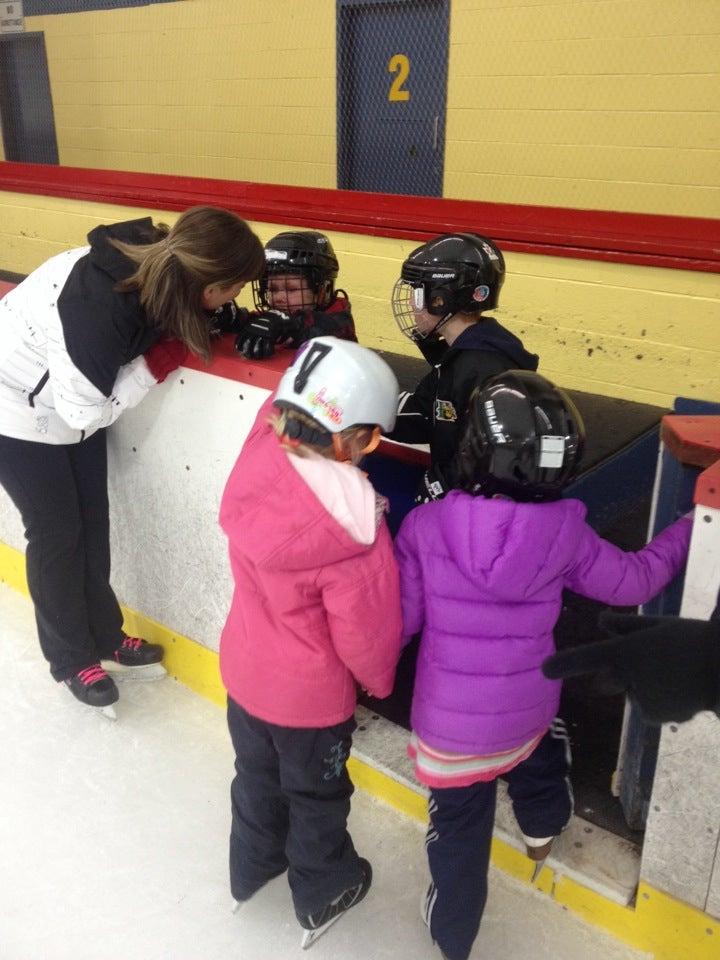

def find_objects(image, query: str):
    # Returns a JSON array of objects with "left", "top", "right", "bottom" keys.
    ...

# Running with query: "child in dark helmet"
[
  {"left": 394, "top": 370, "right": 692, "bottom": 960},
  {"left": 389, "top": 233, "right": 538, "bottom": 503},
  {"left": 212, "top": 230, "right": 357, "bottom": 359}
]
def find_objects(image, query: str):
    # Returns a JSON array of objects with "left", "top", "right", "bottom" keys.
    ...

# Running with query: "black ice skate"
[
  {"left": 64, "top": 664, "right": 119, "bottom": 720},
  {"left": 101, "top": 636, "right": 167, "bottom": 681},
  {"left": 296, "top": 858, "right": 372, "bottom": 950}
]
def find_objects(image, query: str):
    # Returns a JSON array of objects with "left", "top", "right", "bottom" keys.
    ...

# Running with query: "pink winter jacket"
[{"left": 219, "top": 402, "right": 402, "bottom": 728}]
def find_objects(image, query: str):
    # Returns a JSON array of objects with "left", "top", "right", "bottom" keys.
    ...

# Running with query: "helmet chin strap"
[{"left": 428, "top": 312, "right": 453, "bottom": 337}]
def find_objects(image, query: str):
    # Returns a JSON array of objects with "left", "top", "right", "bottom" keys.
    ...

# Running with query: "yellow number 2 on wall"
[{"left": 388, "top": 54, "right": 410, "bottom": 102}]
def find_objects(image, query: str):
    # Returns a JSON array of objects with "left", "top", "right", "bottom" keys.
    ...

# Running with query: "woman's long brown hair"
[{"left": 111, "top": 206, "right": 264, "bottom": 360}]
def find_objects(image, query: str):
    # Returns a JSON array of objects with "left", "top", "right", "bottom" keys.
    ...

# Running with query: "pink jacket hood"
[{"left": 219, "top": 401, "right": 402, "bottom": 728}]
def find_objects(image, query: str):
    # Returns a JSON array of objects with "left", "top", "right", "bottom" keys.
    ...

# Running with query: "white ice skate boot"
[{"left": 523, "top": 834, "right": 555, "bottom": 882}]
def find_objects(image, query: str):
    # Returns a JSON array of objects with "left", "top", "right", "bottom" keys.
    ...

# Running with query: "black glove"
[
  {"left": 235, "top": 310, "right": 302, "bottom": 360},
  {"left": 542, "top": 612, "right": 720, "bottom": 725},
  {"left": 410, "top": 332, "right": 448, "bottom": 367},
  {"left": 209, "top": 301, "right": 249, "bottom": 338},
  {"left": 415, "top": 465, "right": 449, "bottom": 504}
]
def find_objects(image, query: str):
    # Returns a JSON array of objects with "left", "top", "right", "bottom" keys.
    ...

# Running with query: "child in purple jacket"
[{"left": 394, "top": 370, "right": 692, "bottom": 960}]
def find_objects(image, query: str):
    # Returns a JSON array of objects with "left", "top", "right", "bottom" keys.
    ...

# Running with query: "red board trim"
[
  {"left": 660, "top": 415, "right": 720, "bottom": 469},
  {"left": 0, "top": 286, "right": 430, "bottom": 468},
  {"left": 1, "top": 161, "right": 718, "bottom": 273},
  {"left": 695, "top": 461, "right": 720, "bottom": 511}
]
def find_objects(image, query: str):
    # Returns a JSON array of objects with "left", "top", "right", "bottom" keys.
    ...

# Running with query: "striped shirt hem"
[{"left": 408, "top": 731, "right": 543, "bottom": 788}]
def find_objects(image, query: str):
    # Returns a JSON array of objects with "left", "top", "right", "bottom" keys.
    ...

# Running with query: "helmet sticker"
[
  {"left": 484, "top": 400, "right": 507, "bottom": 443},
  {"left": 472, "top": 285, "right": 490, "bottom": 302},
  {"left": 307, "top": 387, "right": 343, "bottom": 427},
  {"left": 539, "top": 435, "right": 565, "bottom": 468},
  {"left": 412, "top": 286, "right": 425, "bottom": 310},
  {"left": 265, "top": 249, "right": 288, "bottom": 260},
  {"left": 430, "top": 272, "right": 455, "bottom": 280},
  {"left": 480, "top": 241, "right": 499, "bottom": 261}
]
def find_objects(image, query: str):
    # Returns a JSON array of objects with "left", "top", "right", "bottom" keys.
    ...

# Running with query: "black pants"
[
  {"left": 226, "top": 697, "right": 365, "bottom": 916},
  {"left": 424, "top": 720, "right": 573, "bottom": 960},
  {"left": 0, "top": 430, "right": 124, "bottom": 681}
]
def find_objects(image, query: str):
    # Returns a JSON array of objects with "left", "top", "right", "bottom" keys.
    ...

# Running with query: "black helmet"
[
  {"left": 253, "top": 231, "right": 339, "bottom": 310},
  {"left": 392, "top": 233, "right": 505, "bottom": 339},
  {"left": 457, "top": 370, "right": 585, "bottom": 501}
]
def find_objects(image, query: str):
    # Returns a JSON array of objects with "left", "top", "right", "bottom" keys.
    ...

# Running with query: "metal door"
[
  {"left": 0, "top": 32, "right": 58, "bottom": 164},
  {"left": 337, "top": 0, "right": 449, "bottom": 196}
]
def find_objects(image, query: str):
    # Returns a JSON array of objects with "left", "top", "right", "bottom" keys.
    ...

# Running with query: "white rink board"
[
  {"left": 0, "top": 368, "right": 270, "bottom": 652},
  {"left": 108, "top": 368, "right": 269, "bottom": 651}
]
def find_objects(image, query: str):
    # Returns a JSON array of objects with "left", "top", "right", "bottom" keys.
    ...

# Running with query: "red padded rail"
[{"left": 1, "top": 161, "right": 718, "bottom": 273}]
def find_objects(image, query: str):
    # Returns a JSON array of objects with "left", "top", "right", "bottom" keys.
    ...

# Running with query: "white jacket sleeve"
[{"left": 49, "top": 339, "right": 158, "bottom": 434}]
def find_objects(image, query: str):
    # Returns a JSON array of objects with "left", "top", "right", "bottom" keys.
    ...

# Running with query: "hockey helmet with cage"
[
  {"left": 457, "top": 370, "right": 585, "bottom": 501},
  {"left": 392, "top": 233, "right": 505, "bottom": 340},
  {"left": 274, "top": 337, "right": 398, "bottom": 449},
  {"left": 254, "top": 231, "right": 340, "bottom": 310}
]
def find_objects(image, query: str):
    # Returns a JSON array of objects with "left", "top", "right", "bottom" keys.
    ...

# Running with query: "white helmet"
[{"left": 274, "top": 337, "right": 398, "bottom": 434}]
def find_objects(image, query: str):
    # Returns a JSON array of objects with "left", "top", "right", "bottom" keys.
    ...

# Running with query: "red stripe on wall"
[{"left": 1, "top": 161, "right": 718, "bottom": 273}]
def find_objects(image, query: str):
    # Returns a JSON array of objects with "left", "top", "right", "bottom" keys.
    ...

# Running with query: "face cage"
[
  {"left": 392, "top": 278, "right": 443, "bottom": 340},
  {"left": 252, "top": 271, "right": 325, "bottom": 313}
]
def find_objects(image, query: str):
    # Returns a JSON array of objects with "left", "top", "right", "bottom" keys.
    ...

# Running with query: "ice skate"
[
  {"left": 101, "top": 636, "right": 167, "bottom": 681},
  {"left": 64, "top": 664, "right": 119, "bottom": 720},
  {"left": 523, "top": 834, "right": 554, "bottom": 882},
  {"left": 297, "top": 858, "right": 372, "bottom": 949}
]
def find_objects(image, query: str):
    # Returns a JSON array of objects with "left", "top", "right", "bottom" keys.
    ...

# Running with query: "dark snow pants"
[
  {"left": 424, "top": 720, "right": 574, "bottom": 960},
  {"left": 226, "top": 697, "right": 366, "bottom": 916},
  {"left": 0, "top": 429, "right": 125, "bottom": 681}
]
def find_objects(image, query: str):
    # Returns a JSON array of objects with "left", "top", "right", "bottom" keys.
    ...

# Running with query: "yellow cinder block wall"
[
  {"left": 446, "top": 0, "right": 720, "bottom": 217},
  {"left": 0, "top": 193, "right": 717, "bottom": 407},
  {"left": 29, "top": 0, "right": 337, "bottom": 186},
  {"left": 21, "top": 0, "right": 720, "bottom": 218}
]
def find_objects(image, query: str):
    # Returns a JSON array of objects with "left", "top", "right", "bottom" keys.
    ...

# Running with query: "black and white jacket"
[{"left": 0, "top": 218, "right": 163, "bottom": 444}]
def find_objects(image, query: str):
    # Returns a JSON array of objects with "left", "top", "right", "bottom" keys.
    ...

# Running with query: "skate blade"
[
  {"left": 231, "top": 899, "right": 243, "bottom": 914},
  {"left": 65, "top": 687, "right": 118, "bottom": 720},
  {"left": 100, "top": 660, "right": 167, "bottom": 682},
  {"left": 300, "top": 914, "right": 342, "bottom": 950},
  {"left": 530, "top": 858, "right": 547, "bottom": 883}
]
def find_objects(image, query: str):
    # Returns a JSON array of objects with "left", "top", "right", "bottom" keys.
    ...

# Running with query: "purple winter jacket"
[{"left": 394, "top": 491, "right": 692, "bottom": 755}]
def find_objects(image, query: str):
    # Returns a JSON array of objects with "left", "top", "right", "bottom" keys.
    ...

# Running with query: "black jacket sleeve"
[{"left": 386, "top": 368, "right": 435, "bottom": 444}]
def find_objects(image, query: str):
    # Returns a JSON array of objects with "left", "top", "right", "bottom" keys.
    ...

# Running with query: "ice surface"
[{"left": 0, "top": 585, "right": 649, "bottom": 960}]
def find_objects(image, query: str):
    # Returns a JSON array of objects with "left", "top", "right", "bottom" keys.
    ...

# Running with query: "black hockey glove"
[
  {"left": 209, "top": 301, "right": 249, "bottom": 338},
  {"left": 235, "top": 310, "right": 302, "bottom": 360},
  {"left": 410, "top": 331, "right": 448, "bottom": 368},
  {"left": 542, "top": 612, "right": 720, "bottom": 725},
  {"left": 415, "top": 465, "right": 449, "bottom": 504}
]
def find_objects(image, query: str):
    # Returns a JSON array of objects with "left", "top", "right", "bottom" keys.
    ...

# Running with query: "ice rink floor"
[{"left": 0, "top": 583, "right": 650, "bottom": 960}]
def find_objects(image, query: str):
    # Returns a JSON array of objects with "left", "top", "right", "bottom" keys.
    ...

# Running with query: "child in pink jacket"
[{"left": 218, "top": 337, "right": 402, "bottom": 947}]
